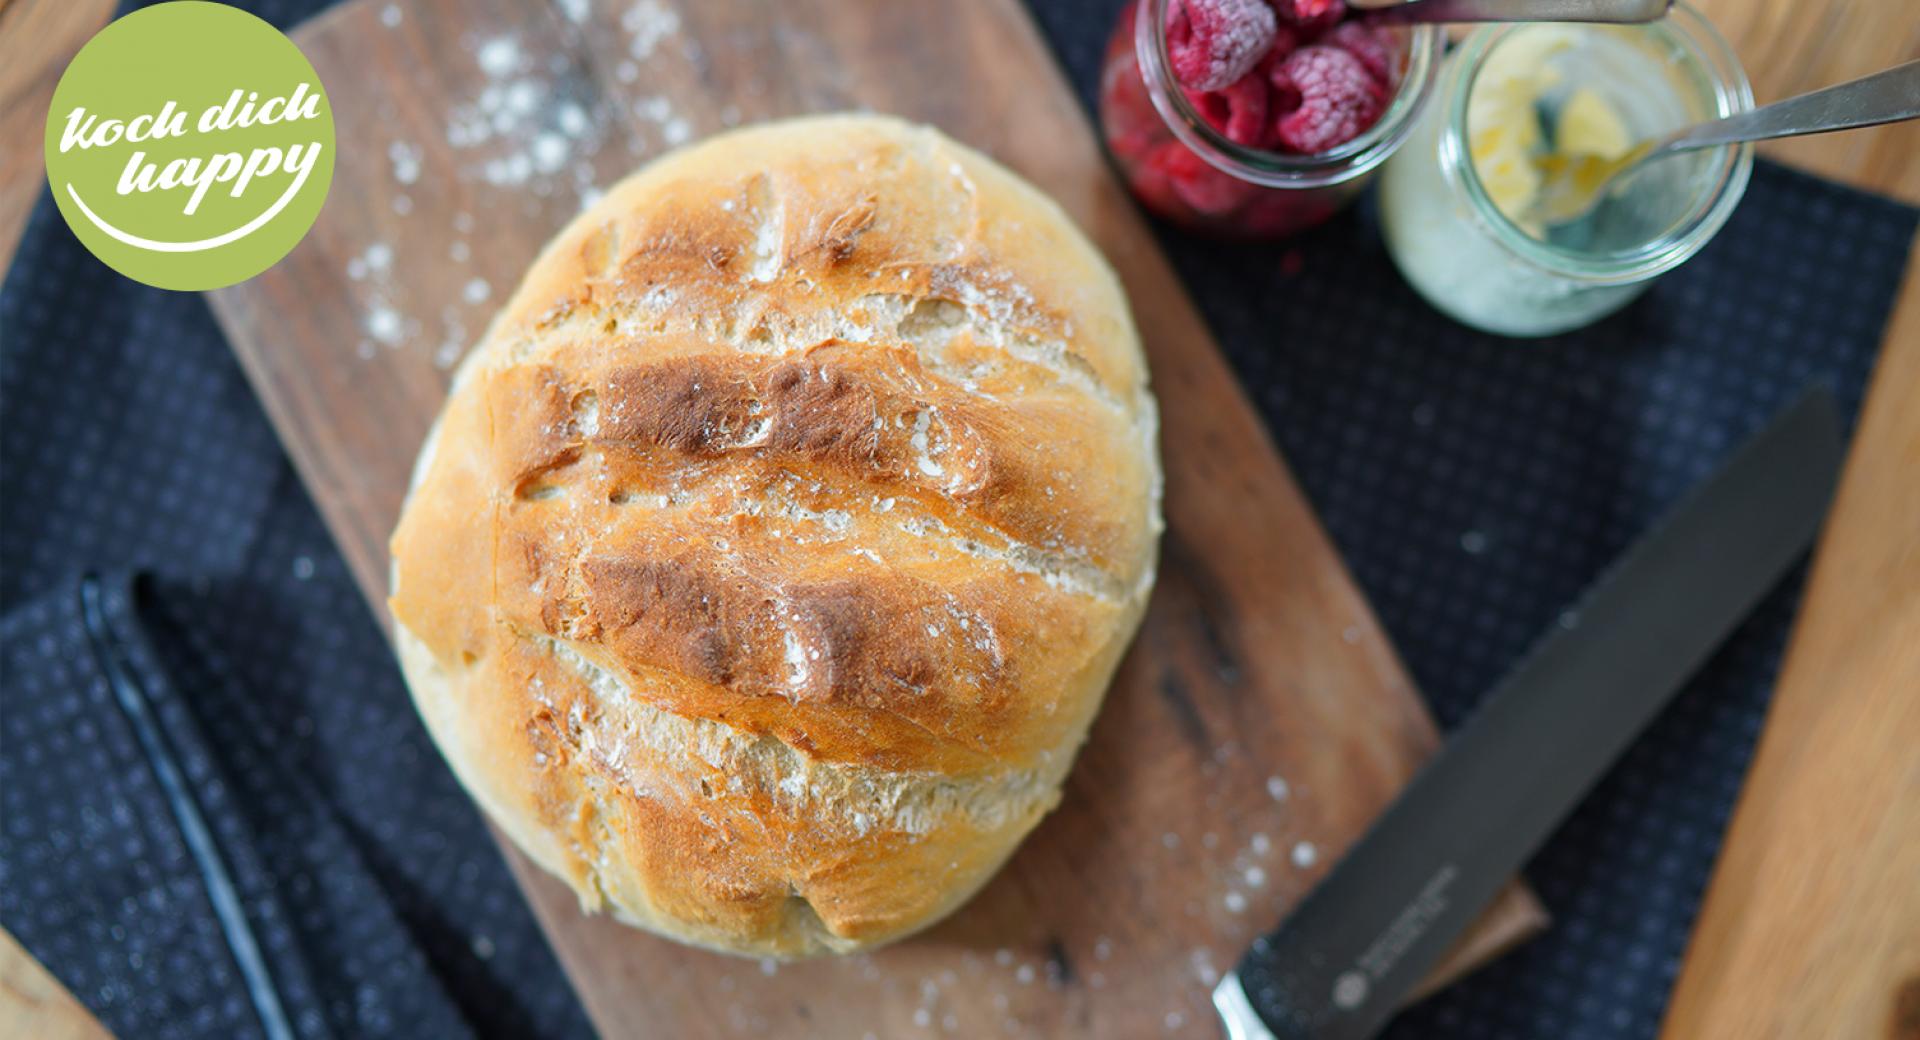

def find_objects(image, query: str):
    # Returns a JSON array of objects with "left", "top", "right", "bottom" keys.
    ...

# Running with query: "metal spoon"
[
  {"left": 1349, "top": 0, "right": 1671, "bottom": 23},
  {"left": 1529, "top": 60, "right": 1920, "bottom": 226}
]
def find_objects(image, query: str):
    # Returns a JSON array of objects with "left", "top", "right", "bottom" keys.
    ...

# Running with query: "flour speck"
[
  {"left": 388, "top": 140, "right": 422, "bottom": 185},
  {"left": 476, "top": 36, "right": 522, "bottom": 77},
  {"left": 1266, "top": 775, "right": 1290, "bottom": 802},
  {"left": 367, "top": 306, "right": 404, "bottom": 346},
  {"left": 379, "top": 3, "right": 401, "bottom": 28},
  {"left": 462, "top": 278, "right": 491, "bottom": 305},
  {"left": 531, "top": 132, "right": 570, "bottom": 173},
  {"left": 1292, "top": 841, "right": 1319, "bottom": 868}
]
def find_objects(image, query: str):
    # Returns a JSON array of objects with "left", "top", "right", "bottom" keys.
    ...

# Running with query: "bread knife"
[{"left": 1214, "top": 387, "right": 1844, "bottom": 1040}]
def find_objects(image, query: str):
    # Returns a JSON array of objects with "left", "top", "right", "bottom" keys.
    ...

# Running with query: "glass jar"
[
  {"left": 1098, "top": 0, "right": 1443, "bottom": 238},
  {"left": 1378, "top": 6, "right": 1755, "bottom": 337}
]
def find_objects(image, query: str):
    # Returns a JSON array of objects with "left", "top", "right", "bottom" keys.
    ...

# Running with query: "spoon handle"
[
  {"left": 1658, "top": 60, "right": 1920, "bottom": 155},
  {"left": 1358, "top": 0, "right": 1670, "bottom": 23}
]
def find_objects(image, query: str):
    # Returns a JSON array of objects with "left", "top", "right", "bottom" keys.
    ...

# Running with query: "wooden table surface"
[{"left": 0, "top": 0, "right": 1914, "bottom": 1037}]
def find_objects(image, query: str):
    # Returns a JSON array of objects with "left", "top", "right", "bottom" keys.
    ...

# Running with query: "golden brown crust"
[{"left": 389, "top": 114, "right": 1160, "bottom": 956}]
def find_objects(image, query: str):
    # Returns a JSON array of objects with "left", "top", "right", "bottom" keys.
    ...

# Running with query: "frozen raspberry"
[
  {"left": 1166, "top": 0, "right": 1280, "bottom": 92},
  {"left": 1148, "top": 140, "right": 1257, "bottom": 216},
  {"left": 1267, "top": 0, "right": 1346, "bottom": 26},
  {"left": 1126, "top": 148, "right": 1185, "bottom": 216},
  {"left": 1327, "top": 21, "right": 1393, "bottom": 86},
  {"left": 1271, "top": 44, "right": 1386, "bottom": 153},
  {"left": 1187, "top": 70, "right": 1273, "bottom": 148}
]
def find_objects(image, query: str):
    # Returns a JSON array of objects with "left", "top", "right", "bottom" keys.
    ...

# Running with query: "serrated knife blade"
[{"left": 1216, "top": 387, "right": 1844, "bottom": 1040}]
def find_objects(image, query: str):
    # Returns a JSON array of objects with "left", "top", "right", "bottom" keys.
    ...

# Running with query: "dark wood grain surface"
[{"left": 205, "top": 0, "right": 1546, "bottom": 1034}]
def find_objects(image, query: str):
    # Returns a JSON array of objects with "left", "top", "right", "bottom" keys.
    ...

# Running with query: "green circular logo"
[{"left": 45, "top": 1, "right": 335, "bottom": 291}]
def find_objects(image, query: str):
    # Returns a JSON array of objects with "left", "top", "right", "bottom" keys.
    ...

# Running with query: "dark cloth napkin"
[{"left": 2, "top": 0, "right": 1914, "bottom": 1037}]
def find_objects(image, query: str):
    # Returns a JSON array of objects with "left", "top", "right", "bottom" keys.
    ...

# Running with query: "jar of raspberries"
[{"left": 1099, "top": 0, "right": 1444, "bottom": 237}]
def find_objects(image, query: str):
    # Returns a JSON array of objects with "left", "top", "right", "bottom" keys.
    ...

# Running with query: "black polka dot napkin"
[{"left": 3, "top": 1, "right": 1914, "bottom": 1038}]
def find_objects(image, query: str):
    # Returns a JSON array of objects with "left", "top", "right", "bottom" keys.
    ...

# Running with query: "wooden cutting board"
[{"left": 208, "top": 0, "right": 1544, "bottom": 1034}]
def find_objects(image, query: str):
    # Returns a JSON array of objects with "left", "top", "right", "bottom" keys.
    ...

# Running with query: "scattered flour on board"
[
  {"left": 632, "top": 95, "right": 692, "bottom": 147},
  {"left": 622, "top": 0, "right": 681, "bottom": 59},
  {"left": 1189, "top": 948, "right": 1219, "bottom": 986},
  {"left": 556, "top": 0, "right": 590, "bottom": 23},
  {"left": 388, "top": 141, "right": 421, "bottom": 185},
  {"left": 345, "top": 243, "right": 410, "bottom": 351},
  {"left": 447, "top": 35, "right": 606, "bottom": 192}
]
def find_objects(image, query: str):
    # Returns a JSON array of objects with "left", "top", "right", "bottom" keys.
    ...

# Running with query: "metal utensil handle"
[
  {"left": 1362, "top": 0, "right": 1669, "bottom": 24},
  {"left": 1659, "top": 60, "right": 1920, "bottom": 154}
]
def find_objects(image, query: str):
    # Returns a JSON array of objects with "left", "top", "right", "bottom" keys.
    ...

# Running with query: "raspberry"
[
  {"left": 1271, "top": 44, "right": 1387, "bottom": 153},
  {"left": 1254, "top": 27, "right": 1303, "bottom": 106},
  {"left": 1166, "top": 0, "right": 1280, "bottom": 92},
  {"left": 1187, "top": 70, "right": 1273, "bottom": 148},
  {"left": 1267, "top": 0, "right": 1346, "bottom": 26},
  {"left": 1126, "top": 148, "right": 1185, "bottom": 216},
  {"left": 1327, "top": 21, "right": 1393, "bottom": 86},
  {"left": 1148, "top": 140, "right": 1257, "bottom": 216}
]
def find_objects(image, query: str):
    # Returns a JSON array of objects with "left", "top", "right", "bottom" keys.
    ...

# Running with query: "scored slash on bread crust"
[{"left": 389, "top": 114, "right": 1162, "bottom": 957}]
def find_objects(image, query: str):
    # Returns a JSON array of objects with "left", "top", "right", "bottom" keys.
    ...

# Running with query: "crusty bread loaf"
[{"left": 389, "top": 114, "right": 1161, "bottom": 957}]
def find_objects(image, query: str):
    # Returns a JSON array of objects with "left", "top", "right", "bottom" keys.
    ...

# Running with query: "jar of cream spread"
[{"left": 1378, "top": 5, "right": 1755, "bottom": 337}]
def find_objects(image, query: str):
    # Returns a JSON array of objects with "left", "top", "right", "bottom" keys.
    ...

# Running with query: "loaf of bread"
[{"left": 389, "top": 114, "right": 1161, "bottom": 957}]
